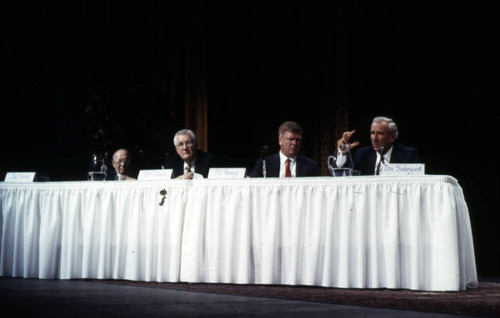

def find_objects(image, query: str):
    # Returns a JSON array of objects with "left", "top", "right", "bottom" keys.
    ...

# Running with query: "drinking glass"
[
  {"left": 88, "top": 154, "right": 107, "bottom": 181},
  {"left": 327, "top": 147, "right": 353, "bottom": 177}
]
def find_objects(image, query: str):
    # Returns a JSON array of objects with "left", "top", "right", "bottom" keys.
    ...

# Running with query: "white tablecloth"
[{"left": 0, "top": 176, "right": 478, "bottom": 291}]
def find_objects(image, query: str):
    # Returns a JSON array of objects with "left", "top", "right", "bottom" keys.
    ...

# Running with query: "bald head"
[{"left": 112, "top": 149, "right": 131, "bottom": 175}]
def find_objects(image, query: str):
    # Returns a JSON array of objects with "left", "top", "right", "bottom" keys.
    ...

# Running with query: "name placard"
[
  {"left": 208, "top": 168, "right": 246, "bottom": 179},
  {"left": 137, "top": 169, "right": 173, "bottom": 181},
  {"left": 380, "top": 164, "right": 425, "bottom": 176},
  {"left": 4, "top": 172, "right": 37, "bottom": 183}
]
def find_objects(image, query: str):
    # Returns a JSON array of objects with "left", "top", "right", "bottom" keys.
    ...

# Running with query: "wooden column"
[
  {"left": 332, "top": 0, "right": 350, "bottom": 147},
  {"left": 185, "top": 0, "right": 208, "bottom": 151},
  {"left": 319, "top": 0, "right": 349, "bottom": 176}
]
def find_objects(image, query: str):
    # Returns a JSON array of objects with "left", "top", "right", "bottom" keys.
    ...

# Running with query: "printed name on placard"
[
  {"left": 4, "top": 172, "right": 37, "bottom": 182},
  {"left": 380, "top": 164, "right": 425, "bottom": 176},
  {"left": 208, "top": 168, "right": 246, "bottom": 179},
  {"left": 137, "top": 169, "right": 173, "bottom": 181}
]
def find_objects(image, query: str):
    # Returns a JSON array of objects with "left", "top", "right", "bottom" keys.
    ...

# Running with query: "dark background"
[{"left": 1, "top": 1, "right": 498, "bottom": 276}]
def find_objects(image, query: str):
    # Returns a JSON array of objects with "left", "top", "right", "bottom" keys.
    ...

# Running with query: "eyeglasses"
[
  {"left": 113, "top": 159, "right": 129, "bottom": 165},
  {"left": 176, "top": 140, "right": 195, "bottom": 148}
]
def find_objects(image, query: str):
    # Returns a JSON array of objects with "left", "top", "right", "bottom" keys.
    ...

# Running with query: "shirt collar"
[
  {"left": 376, "top": 145, "right": 393, "bottom": 162},
  {"left": 184, "top": 158, "right": 196, "bottom": 171},
  {"left": 279, "top": 151, "right": 296, "bottom": 164}
]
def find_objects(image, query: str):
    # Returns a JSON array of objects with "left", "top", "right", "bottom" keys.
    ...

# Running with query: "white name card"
[
  {"left": 208, "top": 168, "right": 246, "bottom": 179},
  {"left": 380, "top": 163, "right": 425, "bottom": 176},
  {"left": 137, "top": 169, "right": 173, "bottom": 181},
  {"left": 4, "top": 172, "right": 37, "bottom": 183}
]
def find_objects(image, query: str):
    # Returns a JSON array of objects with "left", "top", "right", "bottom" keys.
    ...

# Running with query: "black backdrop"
[{"left": 1, "top": 1, "right": 499, "bottom": 276}]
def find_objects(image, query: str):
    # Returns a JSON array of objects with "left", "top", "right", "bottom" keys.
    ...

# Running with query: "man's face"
[
  {"left": 370, "top": 121, "right": 396, "bottom": 153},
  {"left": 279, "top": 131, "right": 302, "bottom": 158},
  {"left": 112, "top": 150, "right": 130, "bottom": 175},
  {"left": 175, "top": 134, "right": 196, "bottom": 164}
]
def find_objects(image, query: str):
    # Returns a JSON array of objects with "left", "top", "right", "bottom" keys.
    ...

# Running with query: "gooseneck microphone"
[
  {"left": 260, "top": 145, "right": 269, "bottom": 178},
  {"left": 260, "top": 145, "right": 269, "bottom": 158},
  {"left": 161, "top": 152, "right": 171, "bottom": 169},
  {"left": 379, "top": 146, "right": 385, "bottom": 163},
  {"left": 375, "top": 146, "right": 385, "bottom": 175}
]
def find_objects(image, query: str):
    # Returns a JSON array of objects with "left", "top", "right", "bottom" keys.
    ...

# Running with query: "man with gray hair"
[
  {"left": 164, "top": 129, "right": 215, "bottom": 178},
  {"left": 337, "top": 116, "right": 420, "bottom": 175}
]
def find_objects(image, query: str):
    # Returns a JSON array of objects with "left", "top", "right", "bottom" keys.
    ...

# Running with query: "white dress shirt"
[
  {"left": 375, "top": 146, "right": 393, "bottom": 174},
  {"left": 184, "top": 159, "right": 196, "bottom": 173},
  {"left": 116, "top": 173, "right": 127, "bottom": 181}
]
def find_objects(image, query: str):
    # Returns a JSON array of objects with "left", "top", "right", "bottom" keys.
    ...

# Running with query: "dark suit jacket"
[
  {"left": 105, "top": 168, "right": 118, "bottom": 181},
  {"left": 249, "top": 153, "right": 321, "bottom": 178},
  {"left": 353, "top": 142, "right": 421, "bottom": 175},
  {"left": 164, "top": 150, "right": 215, "bottom": 178}
]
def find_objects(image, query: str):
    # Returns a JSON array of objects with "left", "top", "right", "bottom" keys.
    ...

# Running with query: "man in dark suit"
[
  {"left": 338, "top": 116, "right": 420, "bottom": 175},
  {"left": 249, "top": 121, "right": 321, "bottom": 178},
  {"left": 164, "top": 129, "right": 215, "bottom": 179}
]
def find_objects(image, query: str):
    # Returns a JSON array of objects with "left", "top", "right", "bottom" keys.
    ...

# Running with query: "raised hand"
[{"left": 337, "top": 130, "right": 360, "bottom": 150}]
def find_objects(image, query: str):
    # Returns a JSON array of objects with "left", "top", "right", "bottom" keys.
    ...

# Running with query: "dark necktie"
[
  {"left": 285, "top": 159, "right": 291, "bottom": 178},
  {"left": 375, "top": 160, "right": 381, "bottom": 175}
]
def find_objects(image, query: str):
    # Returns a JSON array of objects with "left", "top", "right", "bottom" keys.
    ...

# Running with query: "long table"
[{"left": 0, "top": 176, "right": 478, "bottom": 291}]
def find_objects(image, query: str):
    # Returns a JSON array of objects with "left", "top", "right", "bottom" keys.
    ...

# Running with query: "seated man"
[
  {"left": 249, "top": 121, "right": 321, "bottom": 177},
  {"left": 108, "top": 148, "right": 136, "bottom": 180},
  {"left": 338, "top": 116, "right": 421, "bottom": 175},
  {"left": 164, "top": 129, "right": 215, "bottom": 179}
]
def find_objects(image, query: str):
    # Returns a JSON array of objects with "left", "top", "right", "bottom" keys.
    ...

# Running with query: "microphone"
[
  {"left": 161, "top": 152, "right": 171, "bottom": 169},
  {"left": 379, "top": 146, "right": 385, "bottom": 163},
  {"left": 260, "top": 145, "right": 269, "bottom": 158},
  {"left": 260, "top": 145, "right": 268, "bottom": 178}
]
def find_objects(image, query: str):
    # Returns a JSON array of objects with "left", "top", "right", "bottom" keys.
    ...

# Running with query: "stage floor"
[{"left": 1, "top": 277, "right": 497, "bottom": 317}]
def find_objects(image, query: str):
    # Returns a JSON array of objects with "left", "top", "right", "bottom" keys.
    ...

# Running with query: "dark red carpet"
[{"left": 101, "top": 278, "right": 500, "bottom": 317}]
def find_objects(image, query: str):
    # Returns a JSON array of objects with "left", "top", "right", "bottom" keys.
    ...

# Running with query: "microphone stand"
[
  {"left": 260, "top": 145, "right": 268, "bottom": 178},
  {"left": 378, "top": 146, "right": 386, "bottom": 174},
  {"left": 379, "top": 146, "right": 385, "bottom": 163}
]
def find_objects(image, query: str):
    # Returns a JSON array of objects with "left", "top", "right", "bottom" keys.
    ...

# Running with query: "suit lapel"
[
  {"left": 367, "top": 150, "right": 377, "bottom": 175},
  {"left": 295, "top": 155, "right": 304, "bottom": 177},
  {"left": 194, "top": 152, "right": 205, "bottom": 176},
  {"left": 174, "top": 160, "right": 184, "bottom": 178},
  {"left": 268, "top": 154, "right": 281, "bottom": 177},
  {"left": 388, "top": 143, "right": 401, "bottom": 163}
]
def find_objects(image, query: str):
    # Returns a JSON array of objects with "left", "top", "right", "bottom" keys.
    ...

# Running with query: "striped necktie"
[
  {"left": 375, "top": 160, "right": 381, "bottom": 175},
  {"left": 285, "top": 159, "right": 291, "bottom": 178}
]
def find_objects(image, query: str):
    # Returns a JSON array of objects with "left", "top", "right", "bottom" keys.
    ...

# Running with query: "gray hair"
[
  {"left": 372, "top": 116, "right": 398, "bottom": 139},
  {"left": 173, "top": 129, "right": 197, "bottom": 146}
]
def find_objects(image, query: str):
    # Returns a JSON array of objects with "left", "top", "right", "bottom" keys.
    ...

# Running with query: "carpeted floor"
[{"left": 102, "top": 278, "right": 500, "bottom": 317}]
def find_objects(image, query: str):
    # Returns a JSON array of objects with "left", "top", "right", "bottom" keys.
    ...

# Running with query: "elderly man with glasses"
[
  {"left": 108, "top": 148, "right": 136, "bottom": 180},
  {"left": 164, "top": 129, "right": 215, "bottom": 179}
]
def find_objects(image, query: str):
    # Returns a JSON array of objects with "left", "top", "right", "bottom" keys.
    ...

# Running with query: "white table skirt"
[{"left": 0, "top": 176, "right": 478, "bottom": 291}]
